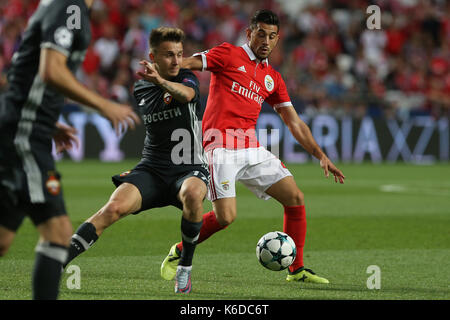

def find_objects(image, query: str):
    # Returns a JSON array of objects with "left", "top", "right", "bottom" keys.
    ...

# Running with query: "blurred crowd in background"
[{"left": 0, "top": 0, "right": 449, "bottom": 120}]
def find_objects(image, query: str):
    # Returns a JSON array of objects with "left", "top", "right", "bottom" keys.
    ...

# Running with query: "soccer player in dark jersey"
[
  {"left": 0, "top": 0, "right": 140, "bottom": 300},
  {"left": 63, "top": 27, "right": 208, "bottom": 294}
]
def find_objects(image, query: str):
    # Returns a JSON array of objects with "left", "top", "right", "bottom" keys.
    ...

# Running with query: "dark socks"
[
  {"left": 64, "top": 222, "right": 98, "bottom": 268},
  {"left": 176, "top": 211, "right": 227, "bottom": 252},
  {"left": 179, "top": 217, "right": 202, "bottom": 267},
  {"left": 32, "top": 242, "right": 68, "bottom": 300}
]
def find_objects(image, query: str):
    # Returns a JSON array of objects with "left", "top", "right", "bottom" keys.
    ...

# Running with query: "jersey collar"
[{"left": 242, "top": 43, "right": 269, "bottom": 66}]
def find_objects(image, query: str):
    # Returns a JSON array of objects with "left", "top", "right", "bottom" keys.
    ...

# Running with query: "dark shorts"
[
  {"left": 112, "top": 160, "right": 209, "bottom": 213},
  {"left": 0, "top": 142, "right": 67, "bottom": 232}
]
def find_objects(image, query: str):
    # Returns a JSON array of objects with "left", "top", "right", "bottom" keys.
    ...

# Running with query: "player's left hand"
[
  {"left": 53, "top": 122, "right": 80, "bottom": 153},
  {"left": 319, "top": 156, "right": 345, "bottom": 184},
  {"left": 137, "top": 60, "right": 163, "bottom": 85}
]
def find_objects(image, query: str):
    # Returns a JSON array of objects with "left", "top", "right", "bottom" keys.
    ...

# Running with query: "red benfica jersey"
[{"left": 195, "top": 42, "right": 292, "bottom": 151}]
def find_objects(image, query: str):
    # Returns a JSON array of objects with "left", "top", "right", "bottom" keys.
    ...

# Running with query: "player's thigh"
[
  {"left": 111, "top": 168, "right": 170, "bottom": 213},
  {"left": 36, "top": 215, "right": 73, "bottom": 247},
  {"left": 239, "top": 148, "right": 293, "bottom": 201},
  {"left": 265, "top": 176, "right": 304, "bottom": 206},
  {"left": 207, "top": 148, "right": 241, "bottom": 202},
  {"left": 90, "top": 182, "right": 142, "bottom": 224},
  {"left": 108, "top": 182, "right": 143, "bottom": 214}
]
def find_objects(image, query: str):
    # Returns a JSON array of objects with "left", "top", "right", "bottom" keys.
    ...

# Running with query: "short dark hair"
[
  {"left": 250, "top": 10, "right": 280, "bottom": 32},
  {"left": 149, "top": 27, "right": 185, "bottom": 52}
]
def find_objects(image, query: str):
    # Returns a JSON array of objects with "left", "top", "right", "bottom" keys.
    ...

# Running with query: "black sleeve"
[
  {"left": 40, "top": 1, "right": 84, "bottom": 56},
  {"left": 178, "top": 69, "right": 200, "bottom": 101}
]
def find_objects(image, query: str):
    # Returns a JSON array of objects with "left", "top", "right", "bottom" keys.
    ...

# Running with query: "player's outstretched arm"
[
  {"left": 181, "top": 56, "right": 204, "bottom": 71},
  {"left": 276, "top": 106, "right": 345, "bottom": 184},
  {"left": 39, "top": 48, "right": 140, "bottom": 134},
  {"left": 137, "top": 60, "right": 196, "bottom": 103}
]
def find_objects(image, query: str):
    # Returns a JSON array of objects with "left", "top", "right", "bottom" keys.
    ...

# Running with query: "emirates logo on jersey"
[{"left": 163, "top": 92, "right": 173, "bottom": 104}]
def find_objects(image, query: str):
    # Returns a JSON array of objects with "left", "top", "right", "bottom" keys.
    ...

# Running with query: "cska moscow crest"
[
  {"left": 46, "top": 172, "right": 61, "bottom": 196},
  {"left": 163, "top": 92, "right": 173, "bottom": 104}
]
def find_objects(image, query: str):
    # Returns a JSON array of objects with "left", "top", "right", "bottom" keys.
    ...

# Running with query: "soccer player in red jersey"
[{"left": 161, "top": 10, "right": 345, "bottom": 284}]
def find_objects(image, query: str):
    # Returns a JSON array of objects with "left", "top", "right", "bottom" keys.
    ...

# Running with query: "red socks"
[
  {"left": 176, "top": 211, "right": 227, "bottom": 252},
  {"left": 283, "top": 205, "right": 306, "bottom": 273}
]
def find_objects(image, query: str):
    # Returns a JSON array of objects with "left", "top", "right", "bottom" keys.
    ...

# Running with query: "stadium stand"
[{"left": 1, "top": 0, "right": 449, "bottom": 119}]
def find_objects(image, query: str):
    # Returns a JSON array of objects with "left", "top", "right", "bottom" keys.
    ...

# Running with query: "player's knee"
[
  {"left": 180, "top": 187, "right": 204, "bottom": 210},
  {"left": 216, "top": 209, "right": 236, "bottom": 226},
  {"left": 285, "top": 189, "right": 304, "bottom": 206},
  {"left": 102, "top": 201, "right": 124, "bottom": 223}
]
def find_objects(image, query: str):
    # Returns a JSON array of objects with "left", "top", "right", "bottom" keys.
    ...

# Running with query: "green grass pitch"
[{"left": 0, "top": 160, "right": 449, "bottom": 300}]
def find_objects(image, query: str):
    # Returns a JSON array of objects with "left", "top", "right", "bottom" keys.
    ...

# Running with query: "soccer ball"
[{"left": 256, "top": 231, "right": 296, "bottom": 271}]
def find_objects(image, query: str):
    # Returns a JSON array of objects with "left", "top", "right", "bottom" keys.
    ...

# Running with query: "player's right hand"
[
  {"left": 102, "top": 101, "right": 141, "bottom": 135},
  {"left": 319, "top": 156, "right": 345, "bottom": 184}
]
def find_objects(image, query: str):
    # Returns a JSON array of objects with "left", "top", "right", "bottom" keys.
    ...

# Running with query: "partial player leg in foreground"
[
  {"left": 0, "top": 168, "right": 73, "bottom": 299},
  {"left": 64, "top": 167, "right": 207, "bottom": 294}
]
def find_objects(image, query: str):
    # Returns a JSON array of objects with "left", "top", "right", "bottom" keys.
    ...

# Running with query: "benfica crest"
[
  {"left": 264, "top": 74, "right": 274, "bottom": 92},
  {"left": 221, "top": 180, "right": 230, "bottom": 191}
]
